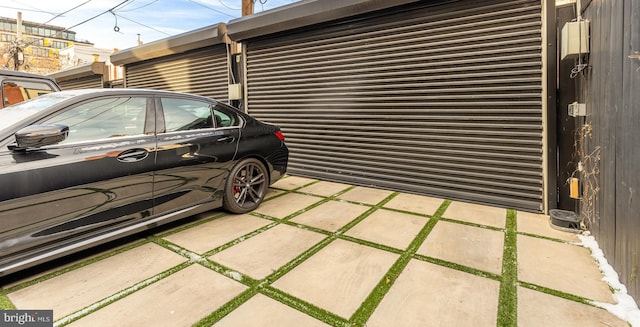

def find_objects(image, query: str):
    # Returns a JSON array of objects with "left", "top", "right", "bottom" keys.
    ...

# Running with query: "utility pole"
[
  {"left": 242, "top": 0, "right": 253, "bottom": 16},
  {"left": 11, "top": 12, "right": 25, "bottom": 70}
]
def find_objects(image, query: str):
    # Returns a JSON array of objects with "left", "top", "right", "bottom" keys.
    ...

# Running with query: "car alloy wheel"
[{"left": 223, "top": 158, "right": 268, "bottom": 213}]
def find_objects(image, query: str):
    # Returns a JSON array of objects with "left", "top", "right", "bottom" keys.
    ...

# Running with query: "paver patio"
[{"left": 1, "top": 175, "right": 633, "bottom": 327}]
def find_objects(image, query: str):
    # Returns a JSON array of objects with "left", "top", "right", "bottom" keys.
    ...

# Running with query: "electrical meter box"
[
  {"left": 228, "top": 83, "right": 243, "bottom": 100},
  {"left": 561, "top": 20, "right": 590, "bottom": 60}
]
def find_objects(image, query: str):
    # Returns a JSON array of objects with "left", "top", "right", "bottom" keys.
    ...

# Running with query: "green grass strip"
[
  {"left": 497, "top": 209, "right": 518, "bottom": 327},
  {"left": 201, "top": 221, "right": 280, "bottom": 258},
  {"left": 279, "top": 186, "right": 358, "bottom": 222},
  {"left": 518, "top": 281, "right": 594, "bottom": 306},
  {"left": 337, "top": 235, "right": 405, "bottom": 255},
  {"left": 153, "top": 211, "right": 227, "bottom": 238},
  {"left": 439, "top": 216, "right": 505, "bottom": 232},
  {"left": 192, "top": 234, "right": 339, "bottom": 326},
  {"left": 261, "top": 286, "right": 351, "bottom": 327},
  {"left": 192, "top": 288, "right": 260, "bottom": 326},
  {"left": 348, "top": 199, "right": 450, "bottom": 326},
  {"left": 412, "top": 253, "right": 502, "bottom": 281},
  {"left": 3, "top": 239, "right": 149, "bottom": 294},
  {"left": 55, "top": 261, "right": 193, "bottom": 326},
  {"left": 150, "top": 236, "right": 261, "bottom": 288},
  {"left": 0, "top": 291, "right": 16, "bottom": 310},
  {"left": 518, "top": 231, "right": 580, "bottom": 244}
]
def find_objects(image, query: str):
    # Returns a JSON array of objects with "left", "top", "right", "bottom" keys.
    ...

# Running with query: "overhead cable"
[
  {"left": 0, "top": 5, "right": 56, "bottom": 15},
  {"left": 66, "top": 0, "right": 132, "bottom": 30},
  {"left": 42, "top": 0, "right": 94, "bottom": 26},
  {"left": 114, "top": 13, "right": 170, "bottom": 35},
  {"left": 116, "top": 0, "right": 160, "bottom": 12},
  {"left": 186, "top": 0, "right": 236, "bottom": 18}
]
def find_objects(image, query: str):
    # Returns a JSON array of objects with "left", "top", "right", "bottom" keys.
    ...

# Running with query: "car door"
[
  {"left": 1, "top": 77, "right": 60, "bottom": 108},
  {"left": 0, "top": 95, "right": 157, "bottom": 265},
  {"left": 152, "top": 96, "right": 241, "bottom": 215}
]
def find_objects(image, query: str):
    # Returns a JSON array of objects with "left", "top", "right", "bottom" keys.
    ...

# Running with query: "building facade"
[{"left": 0, "top": 16, "right": 92, "bottom": 74}]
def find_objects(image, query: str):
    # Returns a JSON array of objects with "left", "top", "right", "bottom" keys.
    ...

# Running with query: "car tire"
[{"left": 223, "top": 158, "right": 268, "bottom": 214}]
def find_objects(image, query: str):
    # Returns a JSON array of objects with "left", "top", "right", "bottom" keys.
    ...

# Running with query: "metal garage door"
[
  {"left": 58, "top": 75, "right": 103, "bottom": 90},
  {"left": 125, "top": 46, "right": 229, "bottom": 101},
  {"left": 245, "top": 0, "right": 545, "bottom": 211}
]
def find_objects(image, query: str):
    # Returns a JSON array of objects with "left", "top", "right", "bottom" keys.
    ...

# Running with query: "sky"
[{"left": 0, "top": 0, "right": 298, "bottom": 51}]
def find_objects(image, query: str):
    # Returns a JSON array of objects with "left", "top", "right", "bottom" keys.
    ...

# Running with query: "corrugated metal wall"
[
  {"left": 245, "top": 0, "right": 545, "bottom": 211},
  {"left": 124, "top": 46, "right": 229, "bottom": 101},
  {"left": 579, "top": 0, "right": 640, "bottom": 301},
  {"left": 57, "top": 75, "right": 103, "bottom": 90}
]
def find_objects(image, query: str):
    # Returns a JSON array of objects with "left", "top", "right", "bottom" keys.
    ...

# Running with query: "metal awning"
[
  {"left": 49, "top": 61, "right": 106, "bottom": 81},
  {"left": 227, "top": 0, "right": 422, "bottom": 41},
  {"left": 110, "top": 23, "right": 228, "bottom": 66}
]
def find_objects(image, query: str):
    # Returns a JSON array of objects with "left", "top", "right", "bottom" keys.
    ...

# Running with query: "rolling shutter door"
[
  {"left": 245, "top": 0, "right": 545, "bottom": 211},
  {"left": 58, "top": 75, "right": 103, "bottom": 90},
  {"left": 125, "top": 46, "right": 229, "bottom": 101}
]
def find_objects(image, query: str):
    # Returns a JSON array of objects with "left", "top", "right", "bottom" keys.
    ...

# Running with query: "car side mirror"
[{"left": 9, "top": 124, "right": 69, "bottom": 151}]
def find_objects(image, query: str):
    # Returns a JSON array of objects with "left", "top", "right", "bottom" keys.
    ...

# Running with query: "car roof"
[
  {"left": 52, "top": 88, "right": 215, "bottom": 99},
  {"left": 0, "top": 69, "right": 58, "bottom": 82}
]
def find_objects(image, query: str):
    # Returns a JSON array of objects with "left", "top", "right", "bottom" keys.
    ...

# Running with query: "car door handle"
[
  {"left": 217, "top": 136, "right": 235, "bottom": 144},
  {"left": 117, "top": 149, "right": 149, "bottom": 162}
]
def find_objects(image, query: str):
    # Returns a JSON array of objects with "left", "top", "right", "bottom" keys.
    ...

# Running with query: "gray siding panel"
[
  {"left": 124, "top": 46, "right": 229, "bottom": 101},
  {"left": 580, "top": 0, "right": 640, "bottom": 302},
  {"left": 246, "top": 0, "right": 544, "bottom": 211}
]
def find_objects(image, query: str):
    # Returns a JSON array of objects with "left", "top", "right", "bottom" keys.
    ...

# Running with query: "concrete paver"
[
  {"left": 443, "top": 201, "right": 507, "bottom": 228},
  {"left": 264, "top": 188, "right": 285, "bottom": 200},
  {"left": 214, "top": 294, "right": 330, "bottom": 327},
  {"left": 68, "top": 264, "right": 247, "bottom": 327},
  {"left": 518, "top": 287, "right": 628, "bottom": 327},
  {"left": 344, "top": 209, "right": 428, "bottom": 250},
  {"left": 290, "top": 200, "right": 370, "bottom": 232},
  {"left": 367, "top": 259, "right": 500, "bottom": 326},
  {"left": 209, "top": 224, "right": 326, "bottom": 280},
  {"left": 1, "top": 176, "right": 633, "bottom": 327},
  {"left": 383, "top": 193, "right": 444, "bottom": 216},
  {"left": 271, "top": 239, "right": 398, "bottom": 319},
  {"left": 517, "top": 210, "right": 581, "bottom": 242},
  {"left": 254, "top": 192, "right": 322, "bottom": 218},
  {"left": 518, "top": 234, "right": 615, "bottom": 303},
  {"left": 163, "top": 214, "right": 271, "bottom": 254},
  {"left": 418, "top": 220, "right": 504, "bottom": 275},
  {"left": 298, "top": 180, "right": 351, "bottom": 197},
  {"left": 270, "top": 175, "right": 317, "bottom": 190},
  {"left": 8, "top": 243, "right": 186, "bottom": 319},
  {"left": 337, "top": 186, "right": 393, "bottom": 205}
]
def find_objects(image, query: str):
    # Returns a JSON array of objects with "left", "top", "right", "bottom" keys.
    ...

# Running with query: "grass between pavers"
[
  {"left": 0, "top": 177, "right": 609, "bottom": 326},
  {"left": 192, "top": 186, "right": 397, "bottom": 326},
  {"left": 55, "top": 261, "right": 194, "bottom": 327},
  {"left": 0, "top": 291, "right": 15, "bottom": 310},
  {"left": 497, "top": 209, "right": 518, "bottom": 327},
  {"left": 348, "top": 199, "right": 451, "bottom": 326}
]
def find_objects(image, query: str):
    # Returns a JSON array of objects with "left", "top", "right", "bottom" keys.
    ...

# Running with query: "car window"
[
  {"left": 161, "top": 98, "right": 213, "bottom": 132},
  {"left": 213, "top": 103, "right": 239, "bottom": 128},
  {"left": 0, "top": 93, "right": 75, "bottom": 129},
  {"left": 3, "top": 80, "right": 56, "bottom": 107},
  {"left": 41, "top": 96, "right": 147, "bottom": 144}
]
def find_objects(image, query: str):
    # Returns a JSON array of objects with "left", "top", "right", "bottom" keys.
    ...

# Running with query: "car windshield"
[{"left": 0, "top": 93, "right": 74, "bottom": 129}]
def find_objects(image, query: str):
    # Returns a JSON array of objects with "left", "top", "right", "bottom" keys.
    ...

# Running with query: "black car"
[
  {"left": 0, "top": 89, "right": 288, "bottom": 276},
  {"left": 0, "top": 69, "right": 61, "bottom": 108}
]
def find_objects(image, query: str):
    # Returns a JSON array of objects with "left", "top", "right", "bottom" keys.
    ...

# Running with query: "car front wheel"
[{"left": 223, "top": 158, "right": 268, "bottom": 214}]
